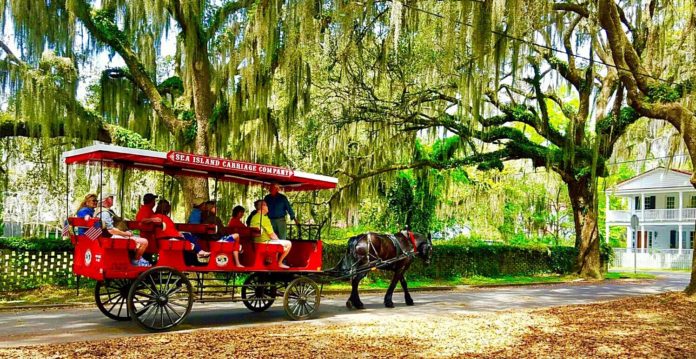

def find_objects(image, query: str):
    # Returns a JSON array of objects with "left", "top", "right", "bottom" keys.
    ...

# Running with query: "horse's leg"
[
  {"left": 347, "top": 272, "right": 367, "bottom": 310},
  {"left": 384, "top": 265, "right": 406, "bottom": 308},
  {"left": 400, "top": 276, "right": 414, "bottom": 306}
]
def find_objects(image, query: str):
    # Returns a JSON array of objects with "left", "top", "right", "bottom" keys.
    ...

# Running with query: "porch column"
[
  {"left": 678, "top": 224, "right": 683, "bottom": 254},
  {"left": 640, "top": 224, "right": 646, "bottom": 252},
  {"left": 679, "top": 191, "right": 684, "bottom": 220},
  {"left": 605, "top": 192, "right": 610, "bottom": 243},
  {"left": 641, "top": 192, "right": 645, "bottom": 221}
]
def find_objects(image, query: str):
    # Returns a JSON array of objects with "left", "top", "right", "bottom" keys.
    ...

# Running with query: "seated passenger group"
[{"left": 75, "top": 182, "right": 297, "bottom": 268}]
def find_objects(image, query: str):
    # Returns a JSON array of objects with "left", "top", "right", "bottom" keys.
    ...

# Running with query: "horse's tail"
[{"left": 326, "top": 234, "right": 364, "bottom": 276}]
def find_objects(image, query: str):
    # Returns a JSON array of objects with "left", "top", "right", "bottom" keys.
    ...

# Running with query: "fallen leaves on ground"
[{"left": 1, "top": 292, "right": 694, "bottom": 358}]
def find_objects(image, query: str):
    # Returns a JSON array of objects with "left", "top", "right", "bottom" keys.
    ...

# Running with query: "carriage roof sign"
[
  {"left": 167, "top": 151, "right": 293, "bottom": 178},
  {"left": 62, "top": 144, "right": 337, "bottom": 191}
]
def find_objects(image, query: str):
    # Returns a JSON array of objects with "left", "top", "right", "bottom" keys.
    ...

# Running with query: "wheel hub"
[{"left": 156, "top": 295, "right": 168, "bottom": 306}]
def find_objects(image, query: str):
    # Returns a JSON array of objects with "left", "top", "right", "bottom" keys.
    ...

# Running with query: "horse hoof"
[
  {"left": 385, "top": 302, "right": 394, "bottom": 308},
  {"left": 406, "top": 300, "right": 415, "bottom": 306},
  {"left": 355, "top": 302, "right": 365, "bottom": 310},
  {"left": 346, "top": 300, "right": 353, "bottom": 309}
]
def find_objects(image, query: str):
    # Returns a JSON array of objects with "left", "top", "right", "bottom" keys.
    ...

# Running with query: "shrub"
[{"left": 0, "top": 237, "right": 74, "bottom": 251}]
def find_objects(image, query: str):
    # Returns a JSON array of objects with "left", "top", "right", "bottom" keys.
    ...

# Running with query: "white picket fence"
[{"left": 612, "top": 248, "right": 693, "bottom": 269}]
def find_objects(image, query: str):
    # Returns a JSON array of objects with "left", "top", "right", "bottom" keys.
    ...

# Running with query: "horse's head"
[{"left": 400, "top": 230, "right": 433, "bottom": 266}]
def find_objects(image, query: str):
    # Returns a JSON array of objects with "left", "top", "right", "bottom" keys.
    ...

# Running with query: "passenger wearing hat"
[
  {"left": 135, "top": 193, "right": 162, "bottom": 223},
  {"left": 96, "top": 193, "right": 150, "bottom": 267}
]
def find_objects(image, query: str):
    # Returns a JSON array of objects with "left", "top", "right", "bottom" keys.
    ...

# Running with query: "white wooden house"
[{"left": 605, "top": 167, "right": 694, "bottom": 269}]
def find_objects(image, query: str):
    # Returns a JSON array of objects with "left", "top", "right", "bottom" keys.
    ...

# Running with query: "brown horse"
[{"left": 343, "top": 231, "right": 433, "bottom": 309}]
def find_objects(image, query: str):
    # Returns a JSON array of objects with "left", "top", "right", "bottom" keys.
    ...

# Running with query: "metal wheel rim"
[
  {"left": 242, "top": 274, "right": 275, "bottom": 312},
  {"left": 283, "top": 277, "right": 320, "bottom": 320},
  {"left": 128, "top": 267, "right": 193, "bottom": 331},
  {"left": 95, "top": 279, "right": 132, "bottom": 321}
]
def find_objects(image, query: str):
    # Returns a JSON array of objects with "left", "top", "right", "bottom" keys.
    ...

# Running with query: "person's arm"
[
  {"left": 109, "top": 228, "right": 133, "bottom": 237},
  {"left": 261, "top": 217, "right": 277, "bottom": 239},
  {"left": 284, "top": 195, "right": 298, "bottom": 224},
  {"left": 100, "top": 212, "right": 132, "bottom": 237},
  {"left": 141, "top": 217, "right": 162, "bottom": 223}
]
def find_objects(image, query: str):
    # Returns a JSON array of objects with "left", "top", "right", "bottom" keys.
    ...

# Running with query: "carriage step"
[{"left": 194, "top": 297, "right": 247, "bottom": 303}]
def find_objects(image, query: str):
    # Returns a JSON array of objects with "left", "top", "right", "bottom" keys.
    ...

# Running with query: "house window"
[
  {"left": 667, "top": 196, "right": 675, "bottom": 209},
  {"left": 644, "top": 196, "right": 656, "bottom": 210},
  {"left": 670, "top": 230, "right": 677, "bottom": 249},
  {"left": 635, "top": 196, "right": 641, "bottom": 210},
  {"left": 690, "top": 196, "right": 696, "bottom": 208}
]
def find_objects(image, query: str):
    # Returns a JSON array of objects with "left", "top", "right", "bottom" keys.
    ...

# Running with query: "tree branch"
[{"left": 67, "top": 1, "right": 184, "bottom": 133}]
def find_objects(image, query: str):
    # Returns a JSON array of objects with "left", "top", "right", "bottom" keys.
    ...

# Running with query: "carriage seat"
[
  {"left": 252, "top": 243, "right": 285, "bottom": 267},
  {"left": 175, "top": 223, "right": 217, "bottom": 235},
  {"left": 221, "top": 226, "right": 282, "bottom": 266},
  {"left": 67, "top": 217, "right": 143, "bottom": 250},
  {"left": 125, "top": 221, "right": 161, "bottom": 253}
]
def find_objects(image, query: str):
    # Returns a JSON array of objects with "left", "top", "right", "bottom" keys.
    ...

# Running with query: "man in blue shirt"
[
  {"left": 188, "top": 198, "right": 206, "bottom": 224},
  {"left": 264, "top": 183, "right": 298, "bottom": 240}
]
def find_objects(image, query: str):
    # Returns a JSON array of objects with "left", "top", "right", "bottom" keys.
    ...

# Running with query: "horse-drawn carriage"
[{"left": 63, "top": 145, "right": 338, "bottom": 331}]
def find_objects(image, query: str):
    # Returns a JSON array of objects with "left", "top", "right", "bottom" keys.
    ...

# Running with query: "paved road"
[{"left": 0, "top": 271, "right": 689, "bottom": 348}]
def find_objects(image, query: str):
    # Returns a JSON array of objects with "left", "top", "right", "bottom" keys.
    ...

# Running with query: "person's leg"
[
  {"left": 134, "top": 237, "right": 148, "bottom": 259},
  {"left": 270, "top": 218, "right": 287, "bottom": 239},
  {"left": 278, "top": 239, "right": 292, "bottom": 268},
  {"left": 183, "top": 232, "right": 207, "bottom": 255},
  {"left": 233, "top": 251, "right": 244, "bottom": 267}
]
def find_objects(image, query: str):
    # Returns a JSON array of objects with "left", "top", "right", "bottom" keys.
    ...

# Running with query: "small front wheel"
[
  {"left": 242, "top": 274, "right": 276, "bottom": 312},
  {"left": 127, "top": 267, "right": 193, "bottom": 331},
  {"left": 283, "top": 277, "right": 321, "bottom": 320}
]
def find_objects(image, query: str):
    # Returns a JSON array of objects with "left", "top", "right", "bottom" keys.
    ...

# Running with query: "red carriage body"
[{"left": 62, "top": 145, "right": 336, "bottom": 330}]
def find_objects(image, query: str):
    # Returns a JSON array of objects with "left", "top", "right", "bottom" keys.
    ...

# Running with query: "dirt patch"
[{"left": 1, "top": 293, "right": 694, "bottom": 358}]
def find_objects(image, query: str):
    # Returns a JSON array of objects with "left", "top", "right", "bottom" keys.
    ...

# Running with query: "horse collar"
[{"left": 407, "top": 231, "right": 417, "bottom": 253}]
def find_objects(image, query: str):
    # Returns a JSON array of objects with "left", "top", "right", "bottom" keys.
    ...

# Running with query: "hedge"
[
  {"left": 0, "top": 237, "right": 74, "bottom": 252},
  {"left": 322, "top": 242, "right": 579, "bottom": 279}
]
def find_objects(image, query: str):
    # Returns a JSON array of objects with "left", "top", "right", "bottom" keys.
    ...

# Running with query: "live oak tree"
[
  {"left": 311, "top": 0, "right": 642, "bottom": 278},
  {"left": 0, "top": 0, "right": 323, "bottom": 206},
  {"left": 595, "top": 0, "right": 696, "bottom": 294}
]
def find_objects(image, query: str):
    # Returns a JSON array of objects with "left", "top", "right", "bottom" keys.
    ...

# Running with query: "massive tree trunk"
[{"left": 568, "top": 179, "right": 602, "bottom": 279}]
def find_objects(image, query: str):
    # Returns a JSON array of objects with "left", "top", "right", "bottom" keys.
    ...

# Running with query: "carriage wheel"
[
  {"left": 241, "top": 274, "right": 276, "bottom": 312},
  {"left": 95, "top": 279, "right": 132, "bottom": 321},
  {"left": 127, "top": 267, "right": 193, "bottom": 331},
  {"left": 283, "top": 277, "right": 321, "bottom": 320}
]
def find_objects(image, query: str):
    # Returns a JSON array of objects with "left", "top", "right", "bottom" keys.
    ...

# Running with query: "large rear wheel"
[
  {"left": 95, "top": 279, "right": 132, "bottom": 321},
  {"left": 283, "top": 276, "right": 320, "bottom": 320},
  {"left": 241, "top": 274, "right": 276, "bottom": 312},
  {"left": 127, "top": 267, "right": 193, "bottom": 331}
]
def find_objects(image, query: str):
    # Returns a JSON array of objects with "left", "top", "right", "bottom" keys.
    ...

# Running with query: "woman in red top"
[
  {"left": 154, "top": 199, "right": 209, "bottom": 258},
  {"left": 227, "top": 205, "right": 246, "bottom": 228}
]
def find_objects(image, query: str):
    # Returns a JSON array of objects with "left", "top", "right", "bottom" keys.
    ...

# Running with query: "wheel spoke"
[
  {"left": 169, "top": 300, "right": 189, "bottom": 309},
  {"left": 162, "top": 304, "right": 175, "bottom": 326},
  {"left": 135, "top": 301, "right": 156, "bottom": 316},
  {"left": 164, "top": 271, "right": 173, "bottom": 294},
  {"left": 166, "top": 286, "right": 183, "bottom": 298},
  {"left": 165, "top": 303, "right": 182, "bottom": 320},
  {"left": 147, "top": 275, "right": 160, "bottom": 295},
  {"left": 116, "top": 298, "right": 126, "bottom": 317}
]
